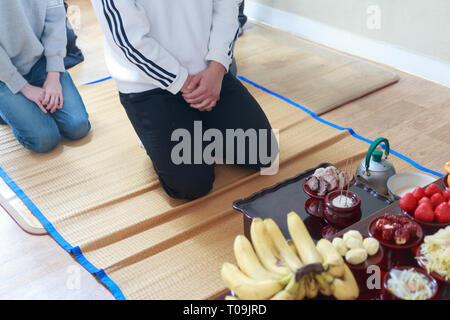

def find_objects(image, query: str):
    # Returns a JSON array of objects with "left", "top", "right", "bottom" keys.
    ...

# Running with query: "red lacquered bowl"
[
  {"left": 302, "top": 180, "right": 326, "bottom": 200},
  {"left": 402, "top": 182, "right": 450, "bottom": 233},
  {"left": 302, "top": 176, "right": 356, "bottom": 199},
  {"left": 323, "top": 190, "right": 361, "bottom": 229},
  {"left": 344, "top": 236, "right": 385, "bottom": 294},
  {"left": 302, "top": 180, "right": 327, "bottom": 218},
  {"left": 382, "top": 266, "right": 439, "bottom": 300},
  {"left": 345, "top": 238, "right": 385, "bottom": 272},
  {"left": 368, "top": 215, "right": 424, "bottom": 250},
  {"left": 414, "top": 246, "right": 450, "bottom": 284},
  {"left": 402, "top": 211, "right": 450, "bottom": 235}
]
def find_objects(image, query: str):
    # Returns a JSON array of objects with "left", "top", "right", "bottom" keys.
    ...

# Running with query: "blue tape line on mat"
[
  {"left": 0, "top": 165, "right": 126, "bottom": 300},
  {"left": 79, "top": 74, "right": 444, "bottom": 177},
  {"left": 0, "top": 166, "right": 73, "bottom": 252},
  {"left": 82, "top": 76, "right": 112, "bottom": 86},
  {"left": 236, "top": 74, "right": 444, "bottom": 178},
  {"left": 72, "top": 246, "right": 126, "bottom": 300}
]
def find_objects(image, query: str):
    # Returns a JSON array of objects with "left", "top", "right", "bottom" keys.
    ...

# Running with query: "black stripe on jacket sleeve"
[
  {"left": 108, "top": 0, "right": 177, "bottom": 79},
  {"left": 101, "top": 0, "right": 174, "bottom": 87}
]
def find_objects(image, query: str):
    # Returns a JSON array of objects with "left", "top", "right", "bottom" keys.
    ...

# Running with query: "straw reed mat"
[
  {"left": 235, "top": 22, "right": 399, "bottom": 115},
  {"left": 0, "top": 76, "right": 416, "bottom": 299}
]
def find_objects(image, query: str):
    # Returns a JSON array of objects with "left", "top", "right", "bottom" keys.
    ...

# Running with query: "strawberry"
[
  {"left": 414, "top": 203, "right": 435, "bottom": 222},
  {"left": 418, "top": 197, "right": 432, "bottom": 206},
  {"left": 412, "top": 187, "right": 426, "bottom": 201},
  {"left": 425, "top": 183, "right": 442, "bottom": 197},
  {"left": 443, "top": 188, "right": 450, "bottom": 201},
  {"left": 435, "top": 203, "right": 450, "bottom": 223},
  {"left": 399, "top": 193, "right": 417, "bottom": 212},
  {"left": 430, "top": 193, "right": 445, "bottom": 208}
]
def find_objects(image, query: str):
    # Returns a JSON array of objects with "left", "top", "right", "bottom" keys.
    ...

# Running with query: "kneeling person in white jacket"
[{"left": 92, "top": 0, "right": 278, "bottom": 199}]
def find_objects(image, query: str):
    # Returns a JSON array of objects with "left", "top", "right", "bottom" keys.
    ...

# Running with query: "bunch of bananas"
[{"left": 221, "top": 211, "right": 359, "bottom": 300}]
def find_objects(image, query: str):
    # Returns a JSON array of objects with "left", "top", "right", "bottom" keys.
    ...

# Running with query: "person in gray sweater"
[{"left": 0, "top": 0, "right": 90, "bottom": 153}]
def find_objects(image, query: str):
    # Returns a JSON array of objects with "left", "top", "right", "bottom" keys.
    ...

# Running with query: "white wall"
[{"left": 246, "top": 0, "right": 450, "bottom": 86}]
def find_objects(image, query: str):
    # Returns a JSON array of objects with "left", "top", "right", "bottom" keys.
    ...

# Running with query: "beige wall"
[{"left": 250, "top": 0, "right": 450, "bottom": 63}]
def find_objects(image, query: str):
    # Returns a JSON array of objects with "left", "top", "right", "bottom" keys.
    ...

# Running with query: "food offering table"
[{"left": 227, "top": 164, "right": 449, "bottom": 300}]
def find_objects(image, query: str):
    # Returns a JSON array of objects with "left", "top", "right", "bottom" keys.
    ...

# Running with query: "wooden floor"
[{"left": 0, "top": 0, "right": 449, "bottom": 299}]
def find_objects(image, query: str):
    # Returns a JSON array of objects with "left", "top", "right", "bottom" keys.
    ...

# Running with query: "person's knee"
[
  {"left": 159, "top": 166, "right": 215, "bottom": 200},
  {"left": 61, "top": 117, "right": 91, "bottom": 140},
  {"left": 58, "top": 72, "right": 91, "bottom": 140},
  {"left": 170, "top": 175, "right": 214, "bottom": 200},
  {"left": 24, "top": 130, "right": 61, "bottom": 153},
  {"left": 184, "top": 176, "right": 214, "bottom": 199}
]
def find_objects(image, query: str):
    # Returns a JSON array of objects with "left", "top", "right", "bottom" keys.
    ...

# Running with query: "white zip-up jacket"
[{"left": 91, "top": 0, "right": 240, "bottom": 95}]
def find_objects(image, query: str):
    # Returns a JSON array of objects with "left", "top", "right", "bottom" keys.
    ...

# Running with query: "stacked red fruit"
[
  {"left": 399, "top": 183, "right": 450, "bottom": 223},
  {"left": 375, "top": 213, "right": 420, "bottom": 245}
]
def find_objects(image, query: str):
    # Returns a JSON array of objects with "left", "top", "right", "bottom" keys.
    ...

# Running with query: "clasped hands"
[
  {"left": 181, "top": 61, "right": 226, "bottom": 112},
  {"left": 19, "top": 71, "right": 64, "bottom": 114}
]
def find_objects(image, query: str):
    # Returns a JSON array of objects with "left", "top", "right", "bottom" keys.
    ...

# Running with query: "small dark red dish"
[
  {"left": 346, "top": 240, "right": 385, "bottom": 272},
  {"left": 368, "top": 215, "right": 423, "bottom": 250},
  {"left": 382, "top": 266, "right": 439, "bottom": 300},
  {"left": 414, "top": 246, "right": 450, "bottom": 284},
  {"left": 302, "top": 180, "right": 326, "bottom": 200},
  {"left": 345, "top": 239, "right": 385, "bottom": 294},
  {"left": 323, "top": 190, "right": 362, "bottom": 229},
  {"left": 304, "top": 198, "right": 325, "bottom": 218},
  {"left": 302, "top": 180, "right": 327, "bottom": 218}
]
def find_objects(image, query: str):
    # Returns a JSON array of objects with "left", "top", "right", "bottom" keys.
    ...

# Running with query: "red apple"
[
  {"left": 412, "top": 187, "right": 426, "bottom": 201},
  {"left": 425, "top": 183, "right": 442, "bottom": 197},
  {"left": 418, "top": 197, "right": 432, "bottom": 206},
  {"left": 399, "top": 193, "right": 418, "bottom": 212},
  {"left": 430, "top": 193, "right": 445, "bottom": 208},
  {"left": 435, "top": 203, "right": 450, "bottom": 223},
  {"left": 414, "top": 203, "right": 435, "bottom": 222},
  {"left": 443, "top": 188, "right": 450, "bottom": 201}
]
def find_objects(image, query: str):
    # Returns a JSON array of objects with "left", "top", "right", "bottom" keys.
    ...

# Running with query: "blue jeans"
[{"left": 0, "top": 57, "right": 90, "bottom": 152}]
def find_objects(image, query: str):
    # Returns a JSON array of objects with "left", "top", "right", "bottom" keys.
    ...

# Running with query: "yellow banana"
[
  {"left": 285, "top": 273, "right": 300, "bottom": 297},
  {"left": 233, "top": 235, "right": 280, "bottom": 280},
  {"left": 316, "top": 273, "right": 333, "bottom": 296},
  {"left": 270, "top": 275, "right": 298, "bottom": 300},
  {"left": 287, "top": 212, "right": 323, "bottom": 265},
  {"left": 296, "top": 277, "right": 306, "bottom": 300},
  {"left": 221, "top": 262, "right": 292, "bottom": 300},
  {"left": 250, "top": 218, "right": 292, "bottom": 277},
  {"left": 305, "top": 274, "right": 319, "bottom": 299},
  {"left": 288, "top": 240, "right": 297, "bottom": 256},
  {"left": 322, "top": 271, "right": 335, "bottom": 284},
  {"left": 331, "top": 263, "right": 359, "bottom": 300},
  {"left": 225, "top": 295, "right": 238, "bottom": 300},
  {"left": 263, "top": 218, "right": 303, "bottom": 271},
  {"left": 316, "top": 239, "right": 345, "bottom": 278},
  {"left": 271, "top": 291, "right": 294, "bottom": 300}
]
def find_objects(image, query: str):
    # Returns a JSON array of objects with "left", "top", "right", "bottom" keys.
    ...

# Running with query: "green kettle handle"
[{"left": 365, "top": 137, "right": 390, "bottom": 171}]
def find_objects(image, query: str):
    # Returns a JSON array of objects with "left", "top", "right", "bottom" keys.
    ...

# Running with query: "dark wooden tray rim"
[{"left": 232, "top": 162, "right": 393, "bottom": 219}]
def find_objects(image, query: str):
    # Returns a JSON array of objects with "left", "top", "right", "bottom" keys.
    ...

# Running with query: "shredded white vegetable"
[
  {"left": 417, "top": 226, "right": 450, "bottom": 280},
  {"left": 387, "top": 268, "right": 435, "bottom": 300}
]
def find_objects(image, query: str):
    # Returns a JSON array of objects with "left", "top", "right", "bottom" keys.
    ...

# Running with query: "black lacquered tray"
[{"left": 232, "top": 163, "right": 393, "bottom": 242}]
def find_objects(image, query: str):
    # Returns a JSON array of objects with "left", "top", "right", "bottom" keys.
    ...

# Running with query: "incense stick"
[
  {"left": 341, "top": 159, "right": 349, "bottom": 206},
  {"left": 346, "top": 158, "right": 353, "bottom": 199}
]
